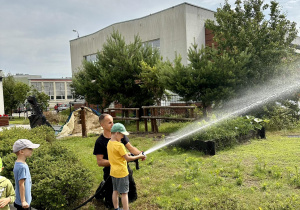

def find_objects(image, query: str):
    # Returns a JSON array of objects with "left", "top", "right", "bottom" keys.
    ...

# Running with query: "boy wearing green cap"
[
  {"left": 107, "top": 123, "right": 145, "bottom": 210},
  {"left": 0, "top": 157, "right": 16, "bottom": 210}
]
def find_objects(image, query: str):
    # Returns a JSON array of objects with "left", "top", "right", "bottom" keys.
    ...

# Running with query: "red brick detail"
[
  {"left": 205, "top": 28, "right": 218, "bottom": 48},
  {"left": 0, "top": 117, "right": 9, "bottom": 126}
]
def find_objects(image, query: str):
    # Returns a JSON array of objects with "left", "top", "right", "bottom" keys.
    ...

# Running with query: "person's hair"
[{"left": 99, "top": 114, "right": 110, "bottom": 123}]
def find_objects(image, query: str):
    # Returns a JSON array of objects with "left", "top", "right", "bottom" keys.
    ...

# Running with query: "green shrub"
[
  {"left": 177, "top": 116, "right": 266, "bottom": 151},
  {"left": 30, "top": 144, "right": 93, "bottom": 209},
  {"left": 265, "top": 105, "right": 299, "bottom": 130},
  {"left": 0, "top": 126, "right": 93, "bottom": 210},
  {"left": 0, "top": 126, "right": 55, "bottom": 157}
]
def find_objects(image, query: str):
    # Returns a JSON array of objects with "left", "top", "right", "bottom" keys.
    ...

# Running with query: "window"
[
  {"left": 55, "top": 82, "right": 65, "bottom": 99},
  {"left": 44, "top": 82, "right": 54, "bottom": 100},
  {"left": 84, "top": 54, "right": 97, "bottom": 62},
  {"left": 143, "top": 39, "right": 160, "bottom": 53},
  {"left": 66, "top": 83, "right": 73, "bottom": 99},
  {"left": 31, "top": 82, "right": 42, "bottom": 92}
]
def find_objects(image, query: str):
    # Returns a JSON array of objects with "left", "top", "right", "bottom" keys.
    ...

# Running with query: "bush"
[
  {"left": 30, "top": 144, "right": 93, "bottom": 209},
  {"left": 176, "top": 116, "right": 266, "bottom": 151},
  {"left": 264, "top": 105, "right": 299, "bottom": 130},
  {"left": 0, "top": 126, "right": 55, "bottom": 157},
  {"left": 0, "top": 126, "right": 93, "bottom": 210}
]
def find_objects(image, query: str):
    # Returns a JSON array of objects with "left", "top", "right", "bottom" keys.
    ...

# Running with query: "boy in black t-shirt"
[{"left": 93, "top": 114, "right": 145, "bottom": 209}]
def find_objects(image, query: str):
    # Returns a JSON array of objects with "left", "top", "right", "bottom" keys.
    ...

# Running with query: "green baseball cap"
[{"left": 111, "top": 123, "right": 129, "bottom": 135}]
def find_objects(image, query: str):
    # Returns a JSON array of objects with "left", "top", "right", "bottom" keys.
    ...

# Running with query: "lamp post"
[{"left": 73, "top": 29, "right": 79, "bottom": 38}]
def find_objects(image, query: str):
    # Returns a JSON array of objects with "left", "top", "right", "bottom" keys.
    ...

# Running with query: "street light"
[{"left": 73, "top": 29, "right": 79, "bottom": 38}]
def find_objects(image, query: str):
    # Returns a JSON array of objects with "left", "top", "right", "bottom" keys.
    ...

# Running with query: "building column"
[
  {"left": 0, "top": 70, "right": 9, "bottom": 126},
  {"left": 64, "top": 82, "right": 68, "bottom": 100},
  {"left": 0, "top": 71, "right": 5, "bottom": 115},
  {"left": 53, "top": 82, "right": 56, "bottom": 101}
]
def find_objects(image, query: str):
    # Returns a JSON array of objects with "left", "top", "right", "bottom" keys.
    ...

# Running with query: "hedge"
[
  {"left": 176, "top": 116, "right": 266, "bottom": 151},
  {"left": 0, "top": 126, "right": 93, "bottom": 210}
]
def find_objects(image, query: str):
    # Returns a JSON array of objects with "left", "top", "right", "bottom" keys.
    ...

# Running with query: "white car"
[{"left": 57, "top": 104, "right": 70, "bottom": 111}]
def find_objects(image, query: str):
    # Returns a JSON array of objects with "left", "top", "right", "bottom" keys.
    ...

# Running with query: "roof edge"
[{"left": 70, "top": 2, "right": 216, "bottom": 41}]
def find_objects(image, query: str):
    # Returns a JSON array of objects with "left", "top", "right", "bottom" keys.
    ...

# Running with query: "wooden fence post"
[
  {"left": 143, "top": 107, "right": 148, "bottom": 132},
  {"left": 151, "top": 108, "right": 155, "bottom": 132},
  {"left": 81, "top": 107, "right": 87, "bottom": 137},
  {"left": 135, "top": 109, "right": 139, "bottom": 132}
]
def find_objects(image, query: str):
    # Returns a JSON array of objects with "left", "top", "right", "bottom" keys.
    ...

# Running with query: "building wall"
[
  {"left": 13, "top": 74, "right": 42, "bottom": 86},
  {"left": 29, "top": 79, "right": 73, "bottom": 107},
  {"left": 70, "top": 3, "right": 216, "bottom": 74},
  {"left": 185, "top": 5, "right": 215, "bottom": 52}
]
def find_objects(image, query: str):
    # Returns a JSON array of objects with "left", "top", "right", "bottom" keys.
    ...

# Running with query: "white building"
[
  {"left": 30, "top": 78, "right": 73, "bottom": 107},
  {"left": 70, "top": 2, "right": 300, "bottom": 75},
  {"left": 13, "top": 74, "right": 73, "bottom": 108},
  {"left": 70, "top": 3, "right": 216, "bottom": 74}
]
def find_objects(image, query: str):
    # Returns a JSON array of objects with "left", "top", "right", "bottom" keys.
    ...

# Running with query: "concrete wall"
[
  {"left": 70, "top": 3, "right": 215, "bottom": 74},
  {"left": 185, "top": 5, "right": 215, "bottom": 55}
]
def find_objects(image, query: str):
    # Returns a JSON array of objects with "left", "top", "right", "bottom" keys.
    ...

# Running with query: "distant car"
[
  {"left": 57, "top": 104, "right": 70, "bottom": 111},
  {"left": 13, "top": 106, "right": 26, "bottom": 113},
  {"left": 54, "top": 103, "right": 63, "bottom": 110}
]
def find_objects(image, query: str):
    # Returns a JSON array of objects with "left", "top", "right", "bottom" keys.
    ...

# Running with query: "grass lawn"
[
  {"left": 9, "top": 116, "right": 30, "bottom": 125},
  {"left": 56, "top": 127, "right": 300, "bottom": 210}
]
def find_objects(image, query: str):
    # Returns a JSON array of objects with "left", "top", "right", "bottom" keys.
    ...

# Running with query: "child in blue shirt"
[{"left": 12, "top": 139, "right": 40, "bottom": 210}]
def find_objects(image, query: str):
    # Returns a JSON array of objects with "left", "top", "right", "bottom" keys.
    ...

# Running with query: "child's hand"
[
  {"left": 138, "top": 152, "right": 146, "bottom": 160},
  {"left": 22, "top": 201, "right": 29, "bottom": 208},
  {"left": 0, "top": 197, "right": 10, "bottom": 208}
]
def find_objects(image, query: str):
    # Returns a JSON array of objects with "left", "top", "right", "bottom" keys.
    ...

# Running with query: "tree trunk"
[{"left": 202, "top": 103, "right": 208, "bottom": 119}]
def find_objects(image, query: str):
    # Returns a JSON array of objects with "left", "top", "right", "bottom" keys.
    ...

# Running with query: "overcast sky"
[{"left": 1, "top": 0, "right": 299, "bottom": 78}]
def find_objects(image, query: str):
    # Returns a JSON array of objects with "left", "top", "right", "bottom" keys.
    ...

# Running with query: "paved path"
[
  {"left": 0, "top": 124, "right": 31, "bottom": 132},
  {"left": 0, "top": 124, "right": 61, "bottom": 132}
]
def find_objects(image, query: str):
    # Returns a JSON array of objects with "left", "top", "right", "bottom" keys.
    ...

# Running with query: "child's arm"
[
  {"left": 0, "top": 179, "right": 15, "bottom": 208},
  {"left": 19, "top": 179, "right": 29, "bottom": 208},
  {"left": 123, "top": 152, "right": 145, "bottom": 162},
  {"left": 7, "top": 179, "right": 15, "bottom": 204}
]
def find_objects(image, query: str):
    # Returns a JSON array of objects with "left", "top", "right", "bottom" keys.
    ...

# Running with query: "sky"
[{"left": 1, "top": 0, "right": 299, "bottom": 78}]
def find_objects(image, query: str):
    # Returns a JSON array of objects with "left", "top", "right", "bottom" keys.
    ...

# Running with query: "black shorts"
[{"left": 14, "top": 202, "right": 31, "bottom": 210}]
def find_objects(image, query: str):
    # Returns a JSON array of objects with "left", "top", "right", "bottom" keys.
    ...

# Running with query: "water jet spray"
[{"left": 144, "top": 74, "right": 300, "bottom": 155}]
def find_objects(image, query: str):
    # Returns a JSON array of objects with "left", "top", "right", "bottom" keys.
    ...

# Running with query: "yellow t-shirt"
[{"left": 107, "top": 140, "right": 129, "bottom": 178}]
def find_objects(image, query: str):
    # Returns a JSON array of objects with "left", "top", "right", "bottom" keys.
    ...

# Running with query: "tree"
[
  {"left": 72, "top": 30, "right": 162, "bottom": 111},
  {"left": 3, "top": 75, "right": 30, "bottom": 115},
  {"left": 97, "top": 31, "right": 161, "bottom": 108},
  {"left": 71, "top": 60, "right": 111, "bottom": 113},
  {"left": 138, "top": 60, "right": 168, "bottom": 105},
  {"left": 30, "top": 88, "right": 50, "bottom": 111},
  {"left": 205, "top": 0, "right": 298, "bottom": 88},
  {"left": 161, "top": 44, "right": 250, "bottom": 117}
]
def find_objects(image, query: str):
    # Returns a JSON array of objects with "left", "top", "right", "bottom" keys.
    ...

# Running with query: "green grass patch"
[
  {"left": 58, "top": 130, "right": 300, "bottom": 209},
  {"left": 114, "top": 120, "right": 191, "bottom": 133},
  {"left": 9, "top": 117, "right": 30, "bottom": 125}
]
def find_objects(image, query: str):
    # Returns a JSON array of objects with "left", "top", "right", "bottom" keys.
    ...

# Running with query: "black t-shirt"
[{"left": 93, "top": 134, "right": 129, "bottom": 173}]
